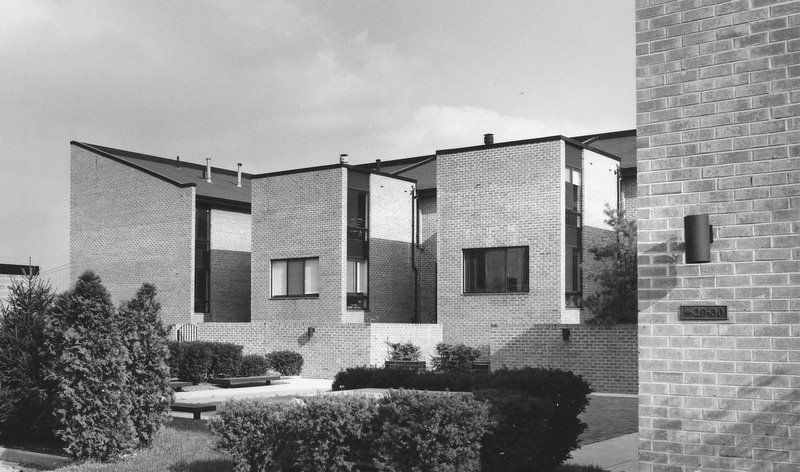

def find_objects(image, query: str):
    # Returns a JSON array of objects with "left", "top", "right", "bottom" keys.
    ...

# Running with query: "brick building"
[
  {"left": 636, "top": 0, "right": 800, "bottom": 470},
  {"left": 69, "top": 130, "right": 637, "bottom": 379}
]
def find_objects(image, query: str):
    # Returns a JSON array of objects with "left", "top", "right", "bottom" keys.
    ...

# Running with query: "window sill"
[
  {"left": 462, "top": 291, "right": 529, "bottom": 296},
  {"left": 270, "top": 294, "right": 319, "bottom": 300}
]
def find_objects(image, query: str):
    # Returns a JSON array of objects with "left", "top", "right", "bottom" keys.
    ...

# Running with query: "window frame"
[
  {"left": 346, "top": 258, "right": 369, "bottom": 310},
  {"left": 462, "top": 246, "right": 529, "bottom": 294},
  {"left": 270, "top": 257, "right": 320, "bottom": 299},
  {"left": 565, "top": 164, "right": 583, "bottom": 308}
]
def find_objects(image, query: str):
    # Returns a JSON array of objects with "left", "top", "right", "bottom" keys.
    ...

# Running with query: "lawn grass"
[
  {"left": 552, "top": 465, "right": 609, "bottom": 472},
  {"left": 52, "top": 418, "right": 233, "bottom": 472}
]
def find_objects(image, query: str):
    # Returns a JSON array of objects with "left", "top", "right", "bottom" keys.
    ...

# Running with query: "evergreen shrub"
[
  {"left": 44, "top": 271, "right": 136, "bottom": 460},
  {"left": 430, "top": 342, "right": 481, "bottom": 372},
  {"left": 373, "top": 390, "right": 492, "bottom": 472},
  {"left": 0, "top": 270, "right": 55, "bottom": 442},
  {"left": 169, "top": 341, "right": 244, "bottom": 382},
  {"left": 238, "top": 354, "right": 271, "bottom": 377},
  {"left": 385, "top": 341, "right": 421, "bottom": 361},
  {"left": 118, "top": 283, "right": 172, "bottom": 447},
  {"left": 266, "top": 350, "right": 303, "bottom": 376},
  {"left": 211, "top": 390, "right": 491, "bottom": 472}
]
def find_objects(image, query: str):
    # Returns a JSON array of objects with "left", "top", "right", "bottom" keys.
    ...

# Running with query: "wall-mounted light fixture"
[
  {"left": 561, "top": 328, "right": 571, "bottom": 342},
  {"left": 307, "top": 327, "right": 315, "bottom": 338},
  {"left": 684, "top": 214, "right": 713, "bottom": 264}
]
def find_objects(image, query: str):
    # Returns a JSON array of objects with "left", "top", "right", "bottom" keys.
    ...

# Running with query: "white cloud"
[{"left": 379, "top": 104, "right": 586, "bottom": 157}]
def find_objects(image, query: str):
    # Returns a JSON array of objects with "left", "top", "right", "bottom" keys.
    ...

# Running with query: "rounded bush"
[
  {"left": 238, "top": 354, "right": 271, "bottom": 377},
  {"left": 430, "top": 342, "right": 481, "bottom": 372},
  {"left": 266, "top": 350, "right": 303, "bottom": 376}
]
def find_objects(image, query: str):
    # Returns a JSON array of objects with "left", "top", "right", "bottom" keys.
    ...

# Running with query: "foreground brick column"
[{"left": 636, "top": 1, "right": 800, "bottom": 471}]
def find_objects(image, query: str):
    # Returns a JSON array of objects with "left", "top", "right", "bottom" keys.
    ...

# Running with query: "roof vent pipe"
[
  {"left": 176, "top": 155, "right": 180, "bottom": 169},
  {"left": 237, "top": 163, "right": 242, "bottom": 187},
  {"left": 484, "top": 133, "right": 494, "bottom": 145},
  {"left": 205, "top": 158, "right": 212, "bottom": 183},
  {"left": 340, "top": 153, "right": 349, "bottom": 164},
  {"left": 376, "top": 159, "right": 382, "bottom": 172}
]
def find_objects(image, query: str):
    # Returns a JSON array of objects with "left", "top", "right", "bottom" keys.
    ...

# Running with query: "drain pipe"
[{"left": 411, "top": 185, "right": 419, "bottom": 323}]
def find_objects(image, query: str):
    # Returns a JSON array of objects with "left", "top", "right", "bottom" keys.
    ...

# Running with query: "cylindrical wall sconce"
[{"left": 684, "top": 214, "right": 713, "bottom": 264}]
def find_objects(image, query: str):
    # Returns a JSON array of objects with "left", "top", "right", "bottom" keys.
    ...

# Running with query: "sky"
[{"left": 0, "top": 0, "right": 635, "bottom": 281}]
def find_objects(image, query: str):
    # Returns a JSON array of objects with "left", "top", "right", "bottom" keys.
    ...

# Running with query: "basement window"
[
  {"left": 463, "top": 247, "right": 529, "bottom": 294},
  {"left": 271, "top": 257, "right": 319, "bottom": 298}
]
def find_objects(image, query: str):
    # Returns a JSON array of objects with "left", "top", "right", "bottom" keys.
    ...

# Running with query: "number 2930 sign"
[{"left": 679, "top": 305, "right": 728, "bottom": 321}]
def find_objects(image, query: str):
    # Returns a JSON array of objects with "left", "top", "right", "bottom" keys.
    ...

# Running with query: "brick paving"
[{"left": 578, "top": 394, "right": 638, "bottom": 445}]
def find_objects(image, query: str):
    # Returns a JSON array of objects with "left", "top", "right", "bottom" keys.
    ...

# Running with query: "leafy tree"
[
  {"left": 44, "top": 271, "right": 136, "bottom": 460},
  {"left": 583, "top": 207, "right": 638, "bottom": 324},
  {"left": 119, "top": 283, "right": 172, "bottom": 447},
  {"left": 0, "top": 269, "right": 55, "bottom": 441}
]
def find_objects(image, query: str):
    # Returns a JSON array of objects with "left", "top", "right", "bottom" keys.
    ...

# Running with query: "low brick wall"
[
  {"left": 196, "top": 321, "right": 442, "bottom": 379},
  {"left": 490, "top": 323, "right": 638, "bottom": 394}
]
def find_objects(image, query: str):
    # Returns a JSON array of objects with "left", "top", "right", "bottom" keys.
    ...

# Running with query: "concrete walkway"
[
  {"left": 173, "top": 377, "right": 332, "bottom": 402},
  {"left": 567, "top": 433, "right": 638, "bottom": 472}
]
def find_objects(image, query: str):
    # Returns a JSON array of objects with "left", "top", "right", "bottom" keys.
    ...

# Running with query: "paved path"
[{"left": 567, "top": 433, "right": 638, "bottom": 472}]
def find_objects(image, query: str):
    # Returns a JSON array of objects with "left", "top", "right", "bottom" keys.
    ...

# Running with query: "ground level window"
[
  {"left": 463, "top": 247, "right": 529, "bottom": 293},
  {"left": 346, "top": 258, "right": 368, "bottom": 309},
  {"left": 271, "top": 257, "right": 319, "bottom": 297}
]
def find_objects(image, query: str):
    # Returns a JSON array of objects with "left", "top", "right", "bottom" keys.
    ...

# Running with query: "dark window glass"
[
  {"left": 287, "top": 259, "right": 304, "bottom": 295},
  {"left": 463, "top": 247, "right": 529, "bottom": 294},
  {"left": 348, "top": 189, "right": 368, "bottom": 228},
  {"left": 194, "top": 208, "right": 211, "bottom": 313},
  {"left": 506, "top": 247, "right": 529, "bottom": 292}
]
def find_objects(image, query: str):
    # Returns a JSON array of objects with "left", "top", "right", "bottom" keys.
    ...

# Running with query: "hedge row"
[
  {"left": 332, "top": 366, "right": 592, "bottom": 471},
  {"left": 211, "top": 390, "right": 492, "bottom": 472},
  {"left": 166, "top": 343, "right": 304, "bottom": 382}
]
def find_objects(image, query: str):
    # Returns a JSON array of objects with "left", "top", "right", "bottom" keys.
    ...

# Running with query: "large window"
[
  {"left": 271, "top": 258, "right": 319, "bottom": 297},
  {"left": 565, "top": 166, "right": 582, "bottom": 307},
  {"left": 346, "top": 258, "right": 368, "bottom": 309},
  {"left": 463, "top": 247, "right": 529, "bottom": 293}
]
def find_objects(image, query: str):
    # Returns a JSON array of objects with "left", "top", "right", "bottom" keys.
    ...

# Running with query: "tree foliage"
[
  {"left": 583, "top": 207, "right": 638, "bottom": 324},
  {"left": 119, "top": 283, "right": 172, "bottom": 447},
  {"left": 0, "top": 269, "right": 55, "bottom": 441},
  {"left": 44, "top": 271, "right": 137, "bottom": 460}
]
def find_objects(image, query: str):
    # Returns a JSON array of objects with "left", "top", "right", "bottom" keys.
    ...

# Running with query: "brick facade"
[
  {"left": 196, "top": 321, "right": 442, "bottom": 378},
  {"left": 70, "top": 145, "right": 195, "bottom": 328},
  {"left": 437, "top": 140, "right": 565, "bottom": 349},
  {"left": 251, "top": 168, "right": 347, "bottom": 322},
  {"left": 367, "top": 174, "right": 416, "bottom": 322},
  {"left": 490, "top": 323, "right": 638, "bottom": 394},
  {"left": 637, "top": 1, "right": 800, "bottom": 470}
]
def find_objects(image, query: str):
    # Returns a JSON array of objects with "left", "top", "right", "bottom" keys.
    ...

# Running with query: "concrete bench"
[
  {"left": 212, "top": 374, "right": 281, "bottom": 388},
  {"left": 171, "top": 402, "right": 217, "bottom": 419}
]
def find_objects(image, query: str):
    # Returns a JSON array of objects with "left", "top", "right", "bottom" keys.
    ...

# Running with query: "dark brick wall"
[
  {"left": 417, "top": 195, "right": 438, "bottom": 323},
  {"left": 209, "top": 249, "right": 250, "bottom": 322},
  {"left": 637, "top": 1, "right": 800, "bottom": 469},
  {"left": 490, "top": 323, "right": 638, "bottom": 394}
]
